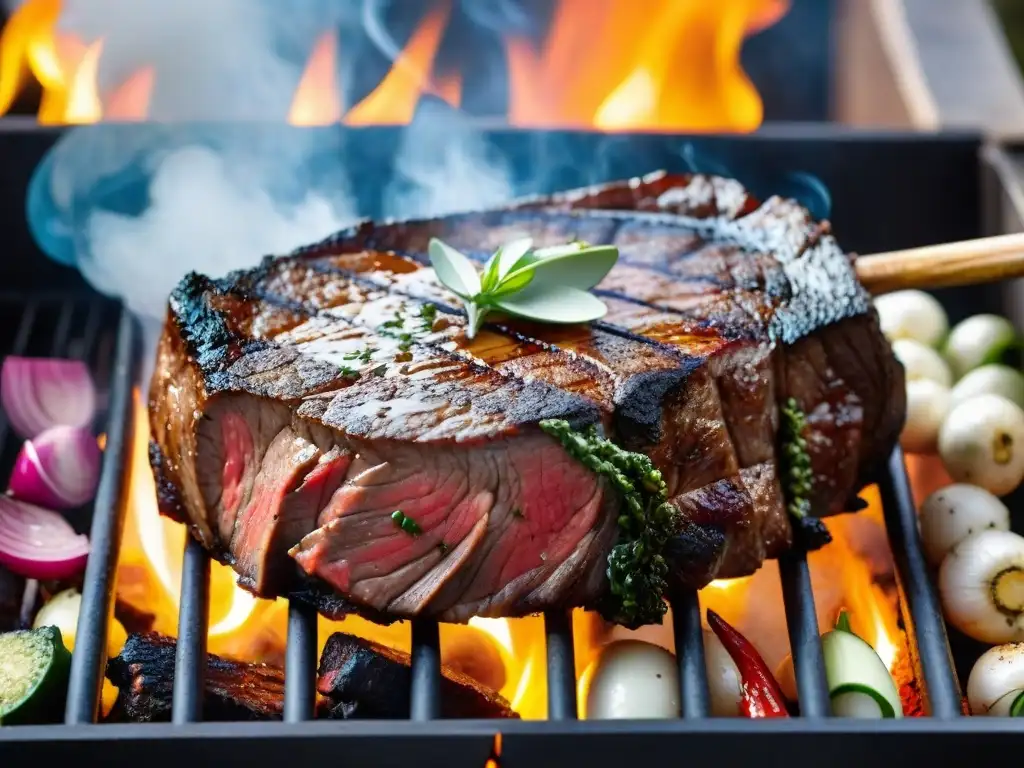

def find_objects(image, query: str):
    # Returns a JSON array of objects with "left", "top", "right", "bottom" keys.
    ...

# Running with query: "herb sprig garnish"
[
  {"left": 429, "top": 237, "right": 620, "bottom": 339},
  {"left": 780, "top": 398, "right": 832, "bottom": 549},
  {"left": 541, "top": 419, "right": 673, "bottom": 628}
]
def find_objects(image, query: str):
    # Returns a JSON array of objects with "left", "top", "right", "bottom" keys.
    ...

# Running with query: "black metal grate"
[{"left": 24, "top": 304, "right": 963, "bottom": 729}]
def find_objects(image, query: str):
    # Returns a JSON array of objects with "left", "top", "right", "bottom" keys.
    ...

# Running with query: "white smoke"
[{"left": 19, "top": 0, "right": 516, "bottom": 328}]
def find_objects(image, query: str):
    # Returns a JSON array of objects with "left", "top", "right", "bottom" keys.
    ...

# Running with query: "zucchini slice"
[
  {"left": 821, "top": 628, "right": 903, "bottom": 718},
  {"left": 0, "top": 625, "right": 72, "bottom": 725}
]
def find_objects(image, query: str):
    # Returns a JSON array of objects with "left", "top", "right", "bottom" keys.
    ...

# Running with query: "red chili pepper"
[{"left": 706, "top": 609, "right": 790, "bottom": 718}]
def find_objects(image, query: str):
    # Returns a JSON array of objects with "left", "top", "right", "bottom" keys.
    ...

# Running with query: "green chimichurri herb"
[
  {"left": 344, "top": 346, "right": 376, "bottom": 364},
  {"left": 511, "top": 507, "right": 524, "bottom": 520},
  {"left": 417, "top": 303, "right": 438, "bottom": 331},
  {"left": 380, "top": 310, "right": 405, "bottom": 330},
  {"left": 391, "top": 510, "right": 422, "bottom": 536},
  {"left": 367, "top": 364, "right": 387, "bottom": 378},
  {"left": 780, "top": 398, "right": 813, "bottom": 520},
  {"left": 540, "top": 419, "right": 673, "bottom": 628},
  {"left": 438, "top": 541, "right": 450, "bottom": 556},
  {"left": 779, "top": 399, "right": 832, "bottom": 550}
]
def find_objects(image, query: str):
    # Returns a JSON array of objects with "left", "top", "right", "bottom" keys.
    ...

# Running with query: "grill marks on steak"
[
  {"left": 152, "top": 277, "right": 619, "bottom": 619},
  {"left": 293, "top": 189, "right": 898, "bottom": 559},
  {"left": 150, "top": 173, "right": 905, "bottom": 622},
  {"left": 233, "top": 253, "right": 766, "bottom": 582}
]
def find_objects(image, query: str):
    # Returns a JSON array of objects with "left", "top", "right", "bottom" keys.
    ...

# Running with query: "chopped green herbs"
[
  {"left": 380, "top": 311, "right": 405, "bottom": 330},
  {"left": 391, "top": 510, "right": 422, "bottom": 536},
  {"left": 438, "top": 541, "right": 450, "bottom": 556},
  {"left": 344, "top": 346, "right": 376, "bottom": 363},
  {"left": 511, "top": 507, "right": 524, "bottom": 520},
  {"left": 540, "top": 419, "right": 672, "bottom": 628},
  {"left": 367, "top": 364, "right": 387, "bottom": 378},
  {"left": 780, "top": 398, "right": 832, "bottom": 550},
  {"left": 417, "top": 303, "right": 438, "bottom": 331},
  {"left": 780, "top": 398, "right": 813, "bottom": 520}
]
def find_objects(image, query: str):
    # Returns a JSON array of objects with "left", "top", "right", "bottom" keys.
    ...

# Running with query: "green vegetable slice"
[
  {"left": 0, "top": 625, "right": 72, "bottom": 725},
  {"left": 1011, "top": 691, "right": 1024, "bottom": 717},
  {"left": 821, "top": 628, "right": 902, "bottom": 719}
]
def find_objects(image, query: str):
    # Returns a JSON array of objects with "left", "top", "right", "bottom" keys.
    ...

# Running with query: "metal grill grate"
[{"left": 31, "top": 304, "right": 964, "bottom": 727}]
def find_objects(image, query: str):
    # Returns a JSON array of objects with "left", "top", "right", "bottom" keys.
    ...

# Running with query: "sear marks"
[{"left": 148, "top": 172, "right": 904, "bottom": 624}]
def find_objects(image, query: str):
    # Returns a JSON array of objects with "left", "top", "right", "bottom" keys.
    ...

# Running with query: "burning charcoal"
[
  {"left": 0, "top": 565, "right": 27, "bottom": 632},
  {"left": 106, "top": 632, "right": 322, "bottom": 722},
  {"left": 317, "top": 632, "right": 519, "bottom": 720}
]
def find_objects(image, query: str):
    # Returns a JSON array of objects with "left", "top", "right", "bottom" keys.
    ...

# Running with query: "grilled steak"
[{"left": 148, "top": 173, "right": 905, "bottom": 627}]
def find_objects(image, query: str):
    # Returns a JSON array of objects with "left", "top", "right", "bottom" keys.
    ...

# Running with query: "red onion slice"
[
  {"left": 0, "top": 496, "right": 90, "bottom": 580},
  {"left": 9, "top": 426, "right": 102, "bottom": 509},
  {"left": 1, "top": 356, "right": 97, "bottom": 439}
]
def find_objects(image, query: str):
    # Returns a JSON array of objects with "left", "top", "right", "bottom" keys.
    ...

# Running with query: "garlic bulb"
[
  {"left": 944, "top": 314, "right": 1018, "bottom": 379},
  {"left": 901, "top": 380, "right": 951, "bottom": 455},
  {"left": 938, "top": 394, "right": 1024, "bottom": 496},
  {"left": 583, "top": 641, "right": 679, "bottom": 719},
  {"left": 874, "top": 290, "right": 948, "bottom": 348},
  {"left": 938, "top": 529, "right": 1024, "bottom": 644},
  {"left": 966, "top": 642, "right": 1024, "bottom": 716},
  {"left": 951, "top": 365, "right": 1024, "bottom": 410},
  {"left": 918, "top": 484, "right": 1011, "bottom": 567},
  {"left": 892, "top": 339, "right": 953, "bottom": 387}
]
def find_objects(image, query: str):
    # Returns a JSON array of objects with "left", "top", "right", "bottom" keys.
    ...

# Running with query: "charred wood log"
[{"left": 317, "top": 632, "right": 518, "bottom": 719}]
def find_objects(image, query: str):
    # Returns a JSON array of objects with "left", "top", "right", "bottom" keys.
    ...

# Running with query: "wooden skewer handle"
[{"left": 856, "top": 232, "right": 1024, "bottom": 295}]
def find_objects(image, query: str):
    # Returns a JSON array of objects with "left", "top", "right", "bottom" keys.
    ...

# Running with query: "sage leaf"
[
  {"left": 489, "top": 266, "right": 535, "bottom": 298},
  {"left": 503, "top": 244, "right": 618, "bottom": 292},
  {"left": 495, "top": 237, "right": 534, "bottom": 281},
  {"left": 482, "top": 237, "right": 532, "bottom": 293},
  {"left": 465, "top": 302, "right": 491, "bottom": 340},
  {"left": 494, "top": 283, "right": 608, "bottom": 324},
  {"left": 429, "top": 238, "right": 481, "bottom": 299}
]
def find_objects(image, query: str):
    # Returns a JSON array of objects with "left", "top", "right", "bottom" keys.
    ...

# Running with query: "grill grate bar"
[
  {"left": 673, "top": 592, "right": 710, "bottom": 717},
  {"left": 544, "top": 610, "right": 578, "bottom": 720},
  {"left": 171, "top": 539, "right": 211, "bottom": 724},
  {"left": 878, "top": 448, "right": 962, "bottom": 718},
  {"left": 65, "top": 307, "right": 136, "bottom": 724},
  {"left": 410, "top": 619, "right": 442, "bottom": 720},
  {"left": 283, "top": 601, "right": 318, "bottom": 722},
  {"left": 779, "top": 552, "right": 831, "bottom": 717}
]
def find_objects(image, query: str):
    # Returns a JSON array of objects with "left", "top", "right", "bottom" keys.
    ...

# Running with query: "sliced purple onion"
[
  {"left": 1, "top": 356, "right": 97, "bottom": 439},
  {"left": 0, "top": 496, "right": 90, "bottom": 580},
  {"left": 9, "top": 426, "right": 102, "bottom": 509}
]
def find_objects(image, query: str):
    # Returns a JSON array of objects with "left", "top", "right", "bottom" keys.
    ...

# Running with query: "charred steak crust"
[{"left": 149, "top": 172, "right": 905, "bottom": 626}]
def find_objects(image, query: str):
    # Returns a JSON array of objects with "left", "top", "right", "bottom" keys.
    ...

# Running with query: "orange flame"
[
  {"left": 0, "top": 0, "right": 153, "bottom": 123},
  {"left": 508, "top": 0, "right": 789, "bottom": 131},
  {"left": 1, "top": 0, "right": 787, "bottom": 131},
  {"left": 343, "top": 1, "right": 453, "bottom": 126},
  {"left": 289, "top": 31, "right": 342, "bottom": 126}
]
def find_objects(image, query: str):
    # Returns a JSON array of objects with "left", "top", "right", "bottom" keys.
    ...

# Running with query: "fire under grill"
[{"left": 1, "top": 128, "right": 1023, "bottom": 765}]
